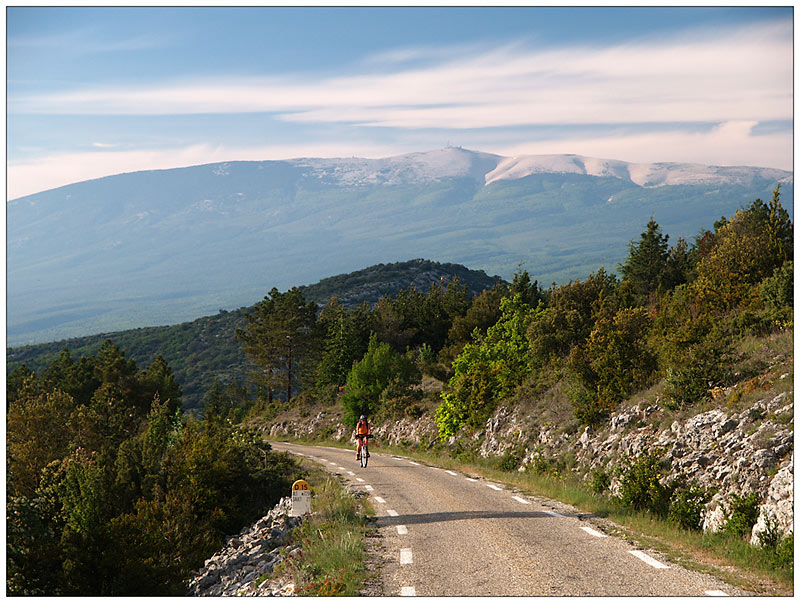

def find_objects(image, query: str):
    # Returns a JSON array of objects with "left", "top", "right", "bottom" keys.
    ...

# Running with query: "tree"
[
  {"left": 693, "top": 191, "right": 792, "bottom": 314},
  {"left": 236, "top": 287, "right": 320, "bottom": 402},
  {"left": 341, "top": 333, "right": 420, "bottom": 425},
  {"left": 441, "top": 282, "right": 509, "bottom": 363},
  {"left": 620, "top": 217, "right": 670, "bottom": 300},
  {"left": 568, "top": 307, "right": 656, "bottom": 423},
  {"left": 315, "top": 298, "right": 373, "bottom": 388},
  {"left": 435, "top": 294, "right": 536, "bottom": 440}
]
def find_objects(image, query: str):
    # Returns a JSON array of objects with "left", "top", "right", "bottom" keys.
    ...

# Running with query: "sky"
[{"left": 5, "top": 4, "right": 794, "bottom": 200}]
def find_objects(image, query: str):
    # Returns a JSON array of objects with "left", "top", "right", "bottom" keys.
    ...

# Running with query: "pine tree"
[
  {"left": 236, "top": 287, "right": 320, "bottom": 402},
  {"left": 620, "top": 217, "right": 670, "bottom": 299}
]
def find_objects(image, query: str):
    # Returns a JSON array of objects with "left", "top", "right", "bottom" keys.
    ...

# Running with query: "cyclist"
[{"left": 355, "top": 414, "right": 371, "bottom": 460}]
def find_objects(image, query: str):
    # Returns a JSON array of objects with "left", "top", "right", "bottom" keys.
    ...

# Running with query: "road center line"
[
  {"left": 401, "top": 586, "right": 416, "bottom": 596},
  {"left": 705, "top": 590, "right": 729, "bottom": 596},
  {"left": 628, "top": 550, "right": 669, "bottom": 569},
  {"left": 356, "top": 478, "right": 364, "bottom": 483},
  {"left": 543, "top": 510, "right": 565, "bottom": 518},
  {"left": 337, "top": 466, "right": 346, "bottom": 471},
  {"left": 466, "top": 477, "right": 478, "bottom": 482},
  {"left": 487, "top": 484, "right": 503, "bottom": 491},
  {"left": 387, "top": 510, "right": 399, "bottom": 517},
  {"left": 374, "top": 496, "right": 386, "bottom": 504},
  {"left": 445, "top": 470, "right": 458, "bottom": 476},
  {"left": 512, "top": 496, "right": 531, "bottom": 504},
  {"left": 318, "top": 458, "right": 328, "bottom": 462},
  {"left": 581, "top": 526, "right": 607, "bottom": 538},
  {"left": 400, "top": 549, "right": 413, "bottom": 565},
  {"left": 409, "top": 461, "right": 419, "bottom": 466},
  {"left": 397, "top": 525, "right": 408, "bottom": 535},
  {"left": 347, "top": 471, "right": 355, "bottom": 476},
  {"left": 364, "top": 485, "right": 374, "bottom": 491}
]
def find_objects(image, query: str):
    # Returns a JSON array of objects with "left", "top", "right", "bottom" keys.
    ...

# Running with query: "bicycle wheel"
[{"left": 361, "top": 446, "right": 368, "bottom": 468}]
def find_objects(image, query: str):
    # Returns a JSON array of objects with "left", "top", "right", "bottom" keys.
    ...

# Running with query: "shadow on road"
[{"left": 374, "top": 509, "right": 583, "bottom": 526}]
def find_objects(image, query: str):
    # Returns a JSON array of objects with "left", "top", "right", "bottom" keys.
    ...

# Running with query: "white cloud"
[
  {"left": 11, "top": 20, "right": 791, "bottom": 131},
  {"left": 494, "top": 121, "right": 793, "bottom": 171}
]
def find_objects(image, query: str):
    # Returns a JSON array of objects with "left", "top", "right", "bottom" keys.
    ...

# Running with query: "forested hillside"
[{"left": 7, "top": 259, "right": 503, "bottom": 410}]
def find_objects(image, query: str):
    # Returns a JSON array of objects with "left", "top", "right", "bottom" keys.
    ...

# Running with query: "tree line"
[{"left": 232, "top": 186, "right": 792, "bottom": 438}]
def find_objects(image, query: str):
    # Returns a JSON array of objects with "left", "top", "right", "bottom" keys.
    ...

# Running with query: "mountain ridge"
[
  {"left": 7, "top": 148, "right": 792, "bottom": 345},
  {"left": 9, "top": 147, "right": 791, "bottom": 202}
]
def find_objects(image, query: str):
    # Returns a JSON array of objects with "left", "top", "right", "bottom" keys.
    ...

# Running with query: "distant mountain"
[
  {"left": 7, "top": 259, "right": 504, "bottom": 410},
  {"left": 7, "top": 147, "right": 792, "bottom": 345}
]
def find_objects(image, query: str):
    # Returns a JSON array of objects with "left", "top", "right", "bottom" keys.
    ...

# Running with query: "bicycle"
[{"left": 357, "top": 434, "right": 372, "bottom": 468}]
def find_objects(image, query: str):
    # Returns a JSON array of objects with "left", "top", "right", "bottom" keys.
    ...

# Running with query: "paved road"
[{"left": 270, "top": 442, "right": 747, "bottom": 597}]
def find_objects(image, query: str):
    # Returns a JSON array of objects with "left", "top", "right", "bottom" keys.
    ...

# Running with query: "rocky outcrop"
[
  {"left": 473, "top": 391, "right": 793, "bottom": 544},
  {"left": 750, "top": 454, "right": 794, "bottom": 546},
  {"left": 187, "top": 497, "right": 303, "bottom": 597}
]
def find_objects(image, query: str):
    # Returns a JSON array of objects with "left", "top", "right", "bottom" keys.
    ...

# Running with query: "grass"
[{"left": 277, "top": 470, "right": 373, "bottom": 596}]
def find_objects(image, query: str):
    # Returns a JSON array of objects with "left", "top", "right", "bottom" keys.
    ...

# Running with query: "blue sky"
[{"left": 6, "top": 5, "right": 794, "bottom": 199}]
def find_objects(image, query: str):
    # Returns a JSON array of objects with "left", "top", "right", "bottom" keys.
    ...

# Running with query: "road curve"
[{"left": 270, "top": 441, "right": 747, "bottom": 597}]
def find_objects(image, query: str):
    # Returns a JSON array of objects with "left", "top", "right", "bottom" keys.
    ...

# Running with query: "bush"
[
  {"left": 722, "top": 492, "right": 760, "bottom": 538},
  {"left": 590, "top": 468, "right": 611, "bottom": 494},
  {"left": 668, "top": 481, "right": 711, "bottom": 531},
  {"left": 617, "top": 454, "right": 671, "bottom": 516},
  {"left": 499, "top": 449, "right": 523, "bottom": 472},
  {"left": 662, "top": 332, "right": 731, "bottom": 409}
]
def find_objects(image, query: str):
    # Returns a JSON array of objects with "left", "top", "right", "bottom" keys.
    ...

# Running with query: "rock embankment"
[
  {"left": 479, "top": 391, "right": 794, "bottom": 545},
  {"left": 187, "top": 497, "right": 303, "bottom": 597}
]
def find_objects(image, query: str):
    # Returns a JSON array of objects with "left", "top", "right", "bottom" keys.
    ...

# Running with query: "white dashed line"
[
  {"left": 356, "top": 478, "right": 364, "bottom": 483},
  {"left": 705, "top": 590, "right": 729, "bottom": 597},
  {"left": 581, "top": 526, "right": 607, "bottom": 538},
  {"left": 543, "top": 510, "right": 565, "bottom": 518},
  {"left": 409, "top": 461, "right": 419, "bottom": 466},
  {"left": 400, "top": 549, "right": 413, "bottom": 565},
  {"left": 374, "top": 496, "right": 386, "bottom": 504},
  {"left": 329, "top": 461, "right": 338, "bottom": 466},
  {"left": 401, "top": 586, "right": 416, "bottom": 596},
  {"left": 512, "top": 496, "right": 531, "bottom": 505},
  {"left": 486, "top": 484, "right": 503, "bottom": 491},
  {"left": 392, "top": 457, "right": 404, "bottom": 461},
  {"left": 466, "top": 477, "right": 478, "bottom": 482},
  {"left": 397, "top": 525, "right": 408, "bottom": 535},
  {"left": 364, "top": 485, "right": 374, "bottom": 491},
  {"left": 319, "top": 458, "right": 328, "bottom": 462},
  {"left": 337, "top": 466, "right": 346, "bottom": 471},
  {"left": 445, "top": 470, "right": 458, "bottom": 476},
  {"left": 387, "top": 510, "right": 399, "bottom": 517},
  {"left": 347, "top": 471, "right": 355, "bottom": 476},
  {"left": 628, "top": 550, "right": 669, "bottom": 569}
]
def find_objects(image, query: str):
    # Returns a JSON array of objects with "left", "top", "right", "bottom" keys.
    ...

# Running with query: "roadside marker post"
[{"left": 290, "top": 479, "right": 312, "bottom": 517}]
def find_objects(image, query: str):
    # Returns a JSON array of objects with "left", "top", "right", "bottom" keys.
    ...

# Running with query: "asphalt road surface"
[{"left": 270, "top": 441, "right": 748, "bottom": 597}]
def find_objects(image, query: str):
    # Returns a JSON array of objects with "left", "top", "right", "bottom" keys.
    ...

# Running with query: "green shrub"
[
  {"left": 617, "top": 454, "right": 671, "bottom": 517},
  {"left": 662, "top": 332, "right": 731, "bottom": 409},
  {"left": 668, "top": 481, "right": 711, "bottom": 531},
  {"left": 722, "top": 492, "right": 760, "bottom": 538},
  {"left": 590, "top": 468, "right": 611, "bottom": 494},
  {"left": 569, "top": 381, "right": 614, "bottom": 426},
  {"left": 499, "top": 449, "right": 523, "bottom": 472}
]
